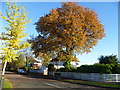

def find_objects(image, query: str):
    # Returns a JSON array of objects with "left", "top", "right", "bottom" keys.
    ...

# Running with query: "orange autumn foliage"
[{"left": 29, "top": 2, "right": 105, "bottom": 62}]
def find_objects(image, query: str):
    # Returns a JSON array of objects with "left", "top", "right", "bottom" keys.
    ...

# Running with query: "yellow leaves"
[
  {"left": 0, "top": 12, "right": 3, "bottom": 17},
  {"left": 64, "top": 29, "right": 67, "bottom": 32},
  {"left": 13, "top": 13, "right": 18, "bottom": 16},
  {"left": 1, "top": 1, "right": 31, "bottom": 62},
  {"left": 0, "top": 15, "right": 7, "bottom": 20},
  {"left": 20, "top": 42, "right": 31, "bottom": 49},
  {"left": 12, "top": 5, "right": 17, "bottom": 9},
  {"left": 2, "top": 48, "right": 19, "bottom": 63}
]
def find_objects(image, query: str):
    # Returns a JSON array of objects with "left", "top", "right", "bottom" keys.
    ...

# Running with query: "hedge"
[
  {"left": 57, "top": 64, "right": 120, "bottom": 74},
  {"left": 77, "top": 64, "right": 114, "bottom": 74},
  {"left": 57, "top": 67, "right": 77, "bottom": 72}
]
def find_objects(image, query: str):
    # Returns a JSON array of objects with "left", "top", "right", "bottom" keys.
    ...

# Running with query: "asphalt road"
[
  {"left": 5, "top": 71, "right": 107, "bottom": 89},
  {"left": 0, "top": 64, "right": 2, "bottom": 89}
]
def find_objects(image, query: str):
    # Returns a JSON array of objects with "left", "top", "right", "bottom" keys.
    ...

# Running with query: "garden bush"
[
  {"left": 56, "top": 67, "right": 77, "bottom": 72},
  {"left": 113, "top": 64, "right": 120, "bottom": 74},
  {"left": 48, "top": 64, "right": 56, "bottom": 71},
  {"left": 56, "top": 68, "right": 67, "bottom": 72},
  {"left": 70, "top": 67, "right": 77, "bottom": 72},
  {"left": 56, "top": 63, "right": 120, "bottom": 74},
  {"left": 77, "top": 64, "right": 119, "bottom": 74}
]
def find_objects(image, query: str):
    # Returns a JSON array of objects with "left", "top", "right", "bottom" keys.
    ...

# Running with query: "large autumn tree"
[
  {"left": 29, "top": 2, "right": 105, "bottom": 63},
  {"left": 0, "top": 2, "right": 31, "bottom": 77}
]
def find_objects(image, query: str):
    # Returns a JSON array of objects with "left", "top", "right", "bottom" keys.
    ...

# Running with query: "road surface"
[
  {"left": 0, "top": 64, "right": 2, "bottom": 90},
  {"left": 5, "top": 71, "right": 107, "bottom": 89}
]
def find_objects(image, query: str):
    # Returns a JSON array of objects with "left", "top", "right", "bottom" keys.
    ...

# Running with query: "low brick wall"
[{"left": 60, "top": 72, "right": 120, "bottom": 82}]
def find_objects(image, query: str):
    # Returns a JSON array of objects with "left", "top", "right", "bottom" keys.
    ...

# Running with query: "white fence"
[{"left": 60, "top": 72, "right": 120, "bottom": 82}]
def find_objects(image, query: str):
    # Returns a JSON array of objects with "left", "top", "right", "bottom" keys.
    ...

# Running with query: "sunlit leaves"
[
  {"left": 29, "top": 2, "right": 105, "bottom": 62},
  {"left": 0, "top": 2, "right": 31, "bottom": 62}
]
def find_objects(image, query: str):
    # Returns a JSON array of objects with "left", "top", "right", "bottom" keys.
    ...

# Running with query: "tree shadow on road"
[{"left": 22, "top": 72, "right": 55, "bottom": 80}]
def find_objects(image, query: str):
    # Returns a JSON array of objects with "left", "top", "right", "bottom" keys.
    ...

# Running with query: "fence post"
[
  {"left": 91, "top": 73, "right": 93, "bottom": 81},
  {"left": 103, "top": 74, "right": 105, "bottom": 82},
  {"left": 82, "top": 73, "right": 83, "bottom": 80},
  {"left": 116, "top": 74, "right": 118, "bottom": 82}
]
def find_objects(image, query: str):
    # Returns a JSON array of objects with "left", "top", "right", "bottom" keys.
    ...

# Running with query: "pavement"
[
  {"left": 4, "top": 71, "right": 111, "bottom": 89},
  {"left": 0, "top": 64, "right": 2, "bottom": 90}
]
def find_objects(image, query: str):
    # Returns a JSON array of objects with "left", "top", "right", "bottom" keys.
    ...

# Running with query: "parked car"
[{"left": 18, "top": 68, "right": 27, "bottom": 74}]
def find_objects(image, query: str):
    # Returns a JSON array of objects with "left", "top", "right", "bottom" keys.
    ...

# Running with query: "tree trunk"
[
  {"left": 1, "top": 61, "right": 7, "bottom": 89},
  {"left": 2, "top": 60, "right": 7, "bottom": 77}
]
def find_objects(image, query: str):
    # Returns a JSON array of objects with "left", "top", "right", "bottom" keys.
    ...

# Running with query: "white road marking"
[{"left": 44, "top": 83, "right": 62, "bottom": 88}]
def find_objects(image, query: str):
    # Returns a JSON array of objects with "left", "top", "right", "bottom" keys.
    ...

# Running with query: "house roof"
[{"left": 50, "top": 57, "right": 79, "bottom": 62}]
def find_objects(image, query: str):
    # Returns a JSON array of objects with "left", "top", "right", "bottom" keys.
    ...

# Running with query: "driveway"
[{"left": 5, "top": 71, "right": 107, "bottom": 89}]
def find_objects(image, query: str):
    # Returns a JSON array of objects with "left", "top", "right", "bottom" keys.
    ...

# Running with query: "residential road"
[{"left": 4, "top": 71, "right": 110, "bottom": 90}]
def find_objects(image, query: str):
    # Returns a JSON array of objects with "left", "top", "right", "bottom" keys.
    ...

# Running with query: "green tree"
[
  {"left": 25, "top": 55, "right": 35, "bottom": 70},
  {"left": 29, "top": 2, "right": 105, "bottom": 64},
  {"left": 0, "top": 2, "right": 31, "bottom": 77},
  {"left": 48, "top": 64, "right": 56, "bottom": 71},
  {"left": 6, "top": 53, "right": 25, "bottom": 71},
  {"left": 15, "top": 53, "right": 25, "bottom": 70},
  {"left": 98, "top": 55, "right": 118, "bottom": 64}
]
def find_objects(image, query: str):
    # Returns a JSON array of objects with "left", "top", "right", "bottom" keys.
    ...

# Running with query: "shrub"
[
  {"left": 48, "top": 64, "right": 56, "bottom": 71},
  {"left": 56, "top": 67, "right": 77, "bottom": 72},
  {"left": 56, "top": 68, "right": 66, "bottom": 72},
  {"left": 63, "top": 60, "right": 72, "bottom": 70},
  {"left": 77, "top": 65, "right": 94, "bottom": 73},
  {"left": 69, "top": 67, "right": 77, "bottom": 72},
  {"left": 113, "top": 64, "right": 120, "bottom": 74},
  {"left": 56, "top": 63, "right": 120, "bottom": 74},
  {"left": 24, "top": 66, "right": 29, "bottom": 70},
  {"left": 77, "top": 64, "right": 115, "bottom": 74}
]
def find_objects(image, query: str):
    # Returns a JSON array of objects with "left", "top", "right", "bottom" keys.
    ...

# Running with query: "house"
[
  {"left": 49, "top": 58, "right": 80, "bottom": 69},
  {"left": 29, "top": 60, "right": 42, "bottom": 69}
]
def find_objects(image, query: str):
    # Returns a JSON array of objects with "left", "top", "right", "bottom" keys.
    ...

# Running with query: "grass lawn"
[
  {"left": 3, "top": 78, "right": 12, "bottom": 88},
  {"left": 60, "top": 79, "right": 120, "bottom": 88}
]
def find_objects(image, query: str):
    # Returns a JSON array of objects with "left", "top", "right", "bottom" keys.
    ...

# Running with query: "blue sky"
[{"left": 1, "top": 2, "right": 118, "bottom": 65}]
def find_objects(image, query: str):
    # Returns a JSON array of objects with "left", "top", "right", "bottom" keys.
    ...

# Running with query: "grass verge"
[
  {"left": 3, "top": 78, "right": 12, "bottom": 88},
  {"left": 60, "top": 79, "right": 120, "bottom": 88}
]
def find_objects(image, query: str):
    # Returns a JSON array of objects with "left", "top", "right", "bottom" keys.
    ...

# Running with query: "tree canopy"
[
  {"left": 0, "top": 2, "right": 31, "bottom": 63},
  {"left": 98, "top": 55, "right": 118, "bottom": 64},
  {"left": 29, "top": 2, "right": 105, "bottom": 62}
]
